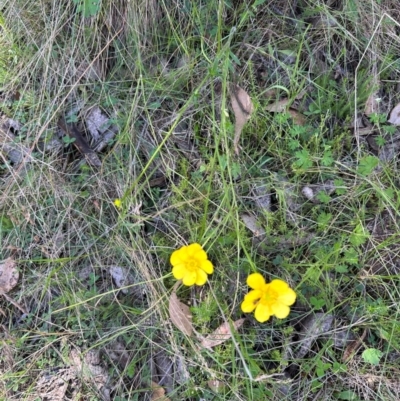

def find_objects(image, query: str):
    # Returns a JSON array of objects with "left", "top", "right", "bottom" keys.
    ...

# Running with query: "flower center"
[
  {"left": 260, "top": 287, "right": 278, "bottom": 305},
  {"left": 186, "top": 258, "right": 199, "bottom": 271}
]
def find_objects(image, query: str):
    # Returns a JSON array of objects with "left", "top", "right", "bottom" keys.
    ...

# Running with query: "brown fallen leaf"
[
  {"left": 265, "top": 99, "right": 306, "bottom": 125},
  {"left": 288, "top": 109, "right": 306, "bottom": 126},
  {"left": 169, "top": 282, "right": 193, "bottom": 336},
  {"left": 265, "top": 98, "right": 291, "bottom": 112},
  {"left": 0, "top": 258, "right": 26, "bottom": 315},
  {"left": 150, "top": 381, "right": 170, "bottom": 401},
  {"left": 207, "top": 379, "right": 226, "bottom": 393},
  {"left": 388, "top": 102, "right": 400, "bottom": 125},
  {"left": 230, "top": 83, "right": 254, "bottom": 155},
  {"left": 0, "top": 258, "right": 19, "bottom": 294},
  {"left": 58, "top": 117, "right": 102, "bottom": 167},
  {"left": 364, "top": 82, "right": 380, "bottom": 116},
  {"left": 342, "top": 328, "right": 367, "bottom": 362},
  {"left": 241, "top": 214, "right": 266, "bottom": 237},
  {"left": 200, "top": 318, "right": 245, "bottom": 349}
]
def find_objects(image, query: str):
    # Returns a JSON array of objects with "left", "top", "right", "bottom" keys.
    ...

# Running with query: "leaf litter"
[
  {"left": 168, "top": 282, "right": 193, "bottom": 336},
  {"left": 0, "top": 257, "right": 26, "bottom": 314},
  {"left": 200, "top": 318, "right": 245, "bottom": 349},
  {"left": 230, "top": 83, "right": 254, "bottom": 155}
]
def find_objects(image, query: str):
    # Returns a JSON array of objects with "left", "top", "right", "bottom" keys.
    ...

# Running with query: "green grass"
[{"left": 1, "top": 0, "right": 400, "bottom": 400}]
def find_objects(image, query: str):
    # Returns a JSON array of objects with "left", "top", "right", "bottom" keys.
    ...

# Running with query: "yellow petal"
[
  {"left": 186, "top": 243, "right": 203, "bottom": 256},
  {"left": 244, "top": 289, "right": 262, "bottom": 303},
  {"left": 254, "top": 303, "right": 271, "bottom": 323},
  {"left": 241, "top": 300, "right": 257, "bottom": 313},
  {"left": 170, "top": 247, "right": 186, "bottom": 266},
  {"left": 172, "top": 264, "right": 187, "bottom": 280},
  {"left": 270, "top": 302, "right": 290, "bottom": 319},
  {"left": 200, "top": 259, "right": 213, "bottom": 274},
  {"left": 182, "top": 271, "right": 197, "bottom": 286},
  {"left": 269, "top": 279, "right": 289, "bottom": 290},
  {"left": 195, "top": 269, "right": 208, "bottom": 285},
  {"left": 193, "top": 248, "right": 208, "bottom": 262},
  {"left": 247, "top": 273, "right": 265, "bottom": 290},
  {"left": 269, "top": 280, "right": 296, "bottom": 305},
  {"left": 277, "top": 288, "right": 296, "bottom": 306}
]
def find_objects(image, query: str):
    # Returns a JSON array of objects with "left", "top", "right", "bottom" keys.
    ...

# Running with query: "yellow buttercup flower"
[
  {"left": 113, "top": 198, "right": 122, "bottom": 209},
  {"left": 170, "top": 243, "right": 214, "bottom": 286},
  {"left": 241, "top": 273, "right": 296, "bottom": 323}
]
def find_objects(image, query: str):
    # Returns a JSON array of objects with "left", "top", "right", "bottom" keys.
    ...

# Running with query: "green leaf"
[
  {"left": 310, "top": 296, "right": 326, "bottom": 309},
  {"left": 343, "top": 247, "right": 358, "bottom": 265},
  {"left": 336, "top": 390, "right": 359, "bottom": 400},
  {"left": 73, "top": 0, "right": 101, "bottom": 17},
  {"left": 357, "top": 155, "right": 379, "bottom": 176},
  {"left": 361, "top": 348, "right": 383, "bottom": 365},
  {"left": 294, "top": 149, "right": 313, "bottom": 169},
  {"left": 335, "top": 265, "right": 349, "bottom": 273},
  {"left": 349, "top": 223, "right": 370, "bottom": 247},
  {"left": 321, "top": 149, "right": 334, "bottom": 166}
]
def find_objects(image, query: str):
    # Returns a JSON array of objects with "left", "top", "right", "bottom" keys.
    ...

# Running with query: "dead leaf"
[
  {"left": 58, "top": 117, "right": 102, "bottom": 167},
  {"left": 265, "top": 100, "right": 306, "bottom": 125},
  {"left": 200, "top": 318, "right": 245, "bottom": 349},
  {"left": 109, "top": 265, "right": 134, "bottom": 294},
  {"left": 150, "top": 381, "right": 170, "bottom": 401},
  {"left": 294, "top": 313, "right": 334, "bottom": 359},
  {"left": 364, "top": 65, "right": 380, "bottom": 116},
  {"left": 207, "top": 379, "right": 226, "bottom": 393},
  {"left": 85, "top": 106, "right": 119, "bottom": 153},
  {"left": 169, "top": 283, "right": 193, "bottom": 336},
  {"left": 241, "top": 214, "right": 266, "bottom": 237},
  {"left": 0, "top": 258, "right": 19, "bottom": 294},
  {"left": 342, "top": 328, "right": 367, "bottom": 362},
  {"left": 70, "top": 348, "right": 111, "bottom": 401},
  {"left": 265, "top": 98, "right": 291, "bottom": 112},
  {"left": 230, "top": 83, "right": 254, "bottom": 155},
  {"left": 365, "top": 88, "right": 380, "bottom": 116},
  {"left": 388, "top": 103, "right": 400, "bottom": 125},
  {"left": 288, "top": 109, "right": 306, "bottom": 125},
  {"left": 253, "top": 184, "right": 271, "bottom": 212}
]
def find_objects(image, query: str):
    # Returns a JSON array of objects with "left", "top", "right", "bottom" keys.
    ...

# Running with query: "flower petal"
[
  {"left": 254, "top": 303, "right": 271, "bottom": 323},
  {"left": 172, "top": 264, "right": 187, "bottom": 280},
  {"left": 277, "top": 288, "right": 297, "bottom": 306},
  {"left": 182, "top": 271, "right": 197, "bottom": 286},
  {"left": 269, "top": 279, "right": 289, "bottom": 291},
  {"left": 195, "top": 269, "right": 208, "bottom": 286},
  {"left": 186, "top": 243, "right": 203, "bottom": 256},
  {"left": 241, "top": 300, "right": 256, "bottom": 313},
  {"left": 247, "top": 273, "right": 265, "bottom": 290},
  {"left": 270, "top": 302, "right": 290, "bottom": 319},
  {"left": 244, "top": 289, "right": 262, "bottom": 303},
  {"left": 170, "top": 247, "right": 186, "bottom": 266},
  {"left": 269, "top": 280, "right": 296, "bottom": 306},
  {"left": 200, "top": 259, "right": 213, "bottom": 274},
  {"left": 193, "top": 249, "right": 208, "bottom": 262}
]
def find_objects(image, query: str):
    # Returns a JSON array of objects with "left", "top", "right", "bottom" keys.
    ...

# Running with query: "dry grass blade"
[
  {"left": 200, "top": 318, "right": 245, "bottom": 349},
  {"left": 230, "top": 83, "right": 254, "bottom": 155},
  {"left": 168, "top": 282, "right": 193, "bottom": 336}
]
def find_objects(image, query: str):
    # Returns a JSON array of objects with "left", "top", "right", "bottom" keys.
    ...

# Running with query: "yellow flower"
[
  {"left": 170, "top": 243, "right": 214, "bottom": 286},
  {"left": 241, "top": 273, "right": 296, "bottom": 323},
  {"left": 113, "top": 198, "right": 122, "bottom": 209}
]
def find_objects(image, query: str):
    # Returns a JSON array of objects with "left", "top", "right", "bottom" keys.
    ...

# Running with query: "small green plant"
[{"left": 72, "top": 0, "right": 100, "bottom": 17}]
